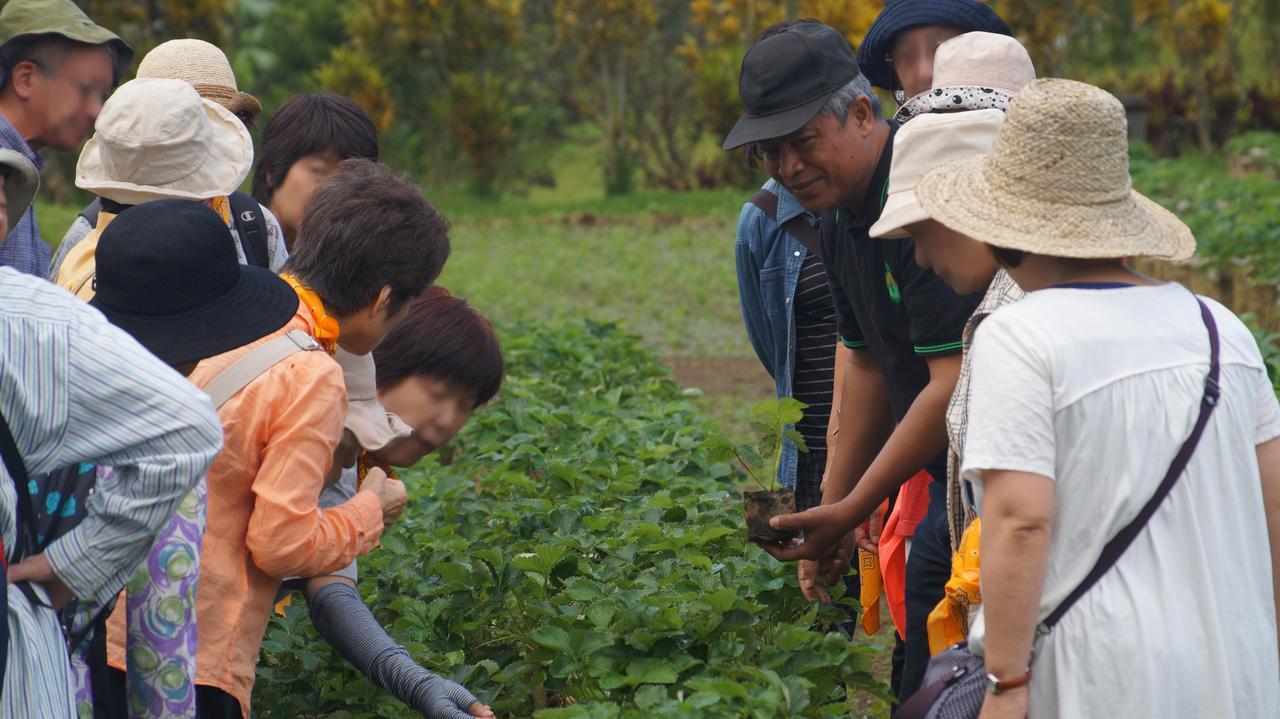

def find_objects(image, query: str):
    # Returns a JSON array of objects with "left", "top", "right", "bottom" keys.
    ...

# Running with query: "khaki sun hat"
[
  {"left": 895, "top": 32, "right": 1035, "bottom": 122},
  {"left": 0, "top": 0, "right": 133, "bottom": 82},
  {"left": 0, "top": 149, "right": 38, "bottom": 235},
  {"left": 75, "top": 77, "right": 254, "bottom": 205},
  {"left": 916, "top": 78, "right": 1195, "bottom": 261},
  {"left": 335, "top": 348, "right": 414, "bottom": 453},
  {"left": 137, "top": 38, "right": 261, "bottom": 121},
  {"left": 870, "top": 109, "right": 1004, "bottom": 239}
]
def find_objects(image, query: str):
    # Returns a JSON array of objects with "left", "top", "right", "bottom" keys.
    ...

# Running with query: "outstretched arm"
[{"left": 306, "top": 576, "right": 495, "bottom": 719}]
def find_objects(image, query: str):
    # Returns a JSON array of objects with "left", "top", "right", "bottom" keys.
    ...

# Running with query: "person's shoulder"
[
  {"left": 1195, "top": 292, "right": 1268, "bottom": 367},
  {"left": 0, "top": 267, "right": 83, "bottom": 325}
]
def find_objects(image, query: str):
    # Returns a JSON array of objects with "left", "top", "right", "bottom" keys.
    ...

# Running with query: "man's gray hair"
[{"left": 819, "top": 74, "right": 882, "bottom": 123}]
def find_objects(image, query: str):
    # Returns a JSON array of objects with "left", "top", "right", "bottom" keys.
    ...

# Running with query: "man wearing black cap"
[
  {"left": 857, "top": 0, "right": 1012, "bottom": 107},
  {"left": 724, "top": 20, "right": 983, "bottom": 702}
]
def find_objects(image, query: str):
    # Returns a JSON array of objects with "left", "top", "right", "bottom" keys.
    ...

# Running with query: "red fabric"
[{"left": 878, "top": 471, "right": 933, "bottom": 639}]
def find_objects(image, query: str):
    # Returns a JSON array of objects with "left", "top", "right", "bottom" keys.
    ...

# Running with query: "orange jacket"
[{"left": 105, "top": 304, "right": 385, "bottom": 716}]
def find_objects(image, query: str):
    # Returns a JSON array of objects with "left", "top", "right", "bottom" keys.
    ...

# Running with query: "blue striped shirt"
[
  {"left": 0, "top": 267, "right": 222, "bottom": 715},
  {"left": 0, "top": 114, "right": 47, "bottom": 277}
]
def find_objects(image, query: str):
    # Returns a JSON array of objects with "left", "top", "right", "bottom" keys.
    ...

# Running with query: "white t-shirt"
[{"left": 962, "top": 283, "right": 1280, "bottom": 719}]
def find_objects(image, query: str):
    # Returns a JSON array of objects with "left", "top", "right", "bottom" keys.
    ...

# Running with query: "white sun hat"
[
  {"left": 895, "top": 31, "right": 1035, "bottom": 122},
  {"left": 75, "top": 77, "right": 253, "bottom": 205},
  {"left": 870, "top": 109, "right": 1005, "bottom": 240}
]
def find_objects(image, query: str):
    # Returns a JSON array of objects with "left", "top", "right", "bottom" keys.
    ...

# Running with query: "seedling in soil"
[{"left": 728, "top": 397, "right": 808, "bottom": 543}]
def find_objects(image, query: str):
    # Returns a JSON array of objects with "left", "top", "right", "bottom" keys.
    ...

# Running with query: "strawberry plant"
[
  {"left": 254, "top": 320, "right": 889, "bottom": 718},
  {"left": 717, "top": 398, "right": 808, "bottom": 544}
]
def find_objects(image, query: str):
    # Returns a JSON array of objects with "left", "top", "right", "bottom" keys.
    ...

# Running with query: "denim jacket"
[{"left": 734, "top": 179, "right": 818, "bottom": 489}]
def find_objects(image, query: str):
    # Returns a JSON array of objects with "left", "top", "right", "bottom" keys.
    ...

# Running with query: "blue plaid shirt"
[{"left": 0, "top": 114, "right": 47, "bottom": 277}]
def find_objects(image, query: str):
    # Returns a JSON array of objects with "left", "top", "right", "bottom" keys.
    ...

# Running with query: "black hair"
[
  {"left": 250, "top": 93, "right": 379, "bottom": 206},
  {"left": 991, "top": 246, "right": 1026, "bottom": 268},
  {"left": 282, "top": 159, "right": 450, "bottom": 317},
  {"left": 373, "top": 286, "right": 504, "bottom": 408}
]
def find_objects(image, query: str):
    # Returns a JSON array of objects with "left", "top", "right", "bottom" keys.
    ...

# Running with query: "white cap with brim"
[
  {"left": 870, "top": 109, "right": 1005, "bottom": 240},
  {"left": 0, "top": 149, "right": 38, "bottom": 236},
  {"left": 75, "top": 77, "right": 253, "bottom": 205},
  {"left": 335, "top": 348, "right": 414, "bottom": 453}
]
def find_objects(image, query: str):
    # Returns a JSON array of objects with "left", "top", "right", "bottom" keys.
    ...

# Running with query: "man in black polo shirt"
[{"left": 723, "top": 21, "right": 984, "bottom": 702}]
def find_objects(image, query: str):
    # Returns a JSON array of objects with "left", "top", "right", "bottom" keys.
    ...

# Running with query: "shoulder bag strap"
[
  {"left": 229, "top": 191, "right": 271, "bottom": 269},
  {"left": 748, "top": 187, "right": 821, "bottom": 256},
  {"left": 203, "top": 330, "right": 324, "bottom": 409},
  {"left": 1040, "top": 297, "right": 1221, "bottom": 632}
]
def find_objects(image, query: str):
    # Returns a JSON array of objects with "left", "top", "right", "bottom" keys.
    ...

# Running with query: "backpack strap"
[
  {"left": 748, "top": 187, "right": 820, "bottom": 255},
  {"left": 203, "top": 330, "right": 324, "bottom": 409},
  {"left": 79, "top": 198, "right": 102, "bottom": 229},
  {"left": 0, "top": 400, "right": 51, "bottom": 687},
  {"left": 229, "top": 191, "right": 270, "bottom": 269},
  {"left": 1040, "top": 297, "right": 1221, "bottom": 632}
]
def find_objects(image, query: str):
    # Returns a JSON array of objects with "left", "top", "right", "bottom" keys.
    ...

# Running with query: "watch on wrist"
[{"left": 985, "top": 669, "right": 1032, "bottom": 695}]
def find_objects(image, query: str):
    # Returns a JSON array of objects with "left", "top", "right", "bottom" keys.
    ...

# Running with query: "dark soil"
[
  {"left": 661, "top": 356, "right": 773, "bottom": 397},
  {"left": 742, "top": 489, "right": 797, "bottom": 543}
]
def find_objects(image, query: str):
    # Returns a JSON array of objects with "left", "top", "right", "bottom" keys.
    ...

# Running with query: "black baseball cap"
[
  {"left": 90, "top": 200, "right": 299, "bottom": 366},
  {"left": 722, "top": 21, "right": 859, "bottom": 150}
]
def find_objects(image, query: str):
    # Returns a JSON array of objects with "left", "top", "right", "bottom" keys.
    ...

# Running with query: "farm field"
[{"left": 30, "top": 133, "right": 1280, "bottom": 719}]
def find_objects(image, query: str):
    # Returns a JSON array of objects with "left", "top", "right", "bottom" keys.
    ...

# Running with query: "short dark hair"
[
  {"left": 0, "top": 35, "right": 117, "bottom": 91},
  {"left": 283, "top": 159, "right": 450, "bottom": 317},
  {"left": 251, "top": 93, "right": 379, "bottom": 206},
  {"left": 373, "top": 287, "right": 504, "bottom": 407},
  {"left": 991, "top": 245, "right": 1026, "bottom": 268}
]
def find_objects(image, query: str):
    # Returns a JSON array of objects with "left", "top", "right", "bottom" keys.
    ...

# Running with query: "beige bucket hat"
[
  {"left": 0, "top": 149, "right": 38, "bottom": 235},
  {"left": 870, "top": 109, "right": 1005, "bottom": 239},
  {"left": 137, "top": 38, "right": 261, "bottom": 121},
  {"left": 895, "top": 32, "right": 1035, "bottom": 122},
  {"left": 76, "top": 77, "right": 254, "bottom": 205},
  {"left": 916, "top": 78, "right": 1196, "bottom": 261},
  {"left": 335, "top": 348, "right": 414, "bottom": 453}
]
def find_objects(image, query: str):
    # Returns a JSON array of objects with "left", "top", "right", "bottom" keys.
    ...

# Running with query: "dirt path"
[{"left": 660, "top": 356, "right": 774, "bottom": 397}]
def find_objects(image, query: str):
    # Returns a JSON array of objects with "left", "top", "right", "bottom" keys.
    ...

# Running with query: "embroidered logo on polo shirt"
[{"left": 884, "top": 263, "right": 901, "bottom": 304}]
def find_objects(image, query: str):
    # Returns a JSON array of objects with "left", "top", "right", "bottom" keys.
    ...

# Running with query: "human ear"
[
  {"left": 851, "top": 96, "right": 875, "bottom": 134},
  {"left": 372, "top": 285, "right": 394, "bottom": 318},
  {"left": 8, "top": 61, "right": 39, "bottom": 101}
]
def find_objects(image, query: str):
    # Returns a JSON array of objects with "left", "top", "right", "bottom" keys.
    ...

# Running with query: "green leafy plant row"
[{"left": 254, "top": 320, "right": 888, "bottom": 718}]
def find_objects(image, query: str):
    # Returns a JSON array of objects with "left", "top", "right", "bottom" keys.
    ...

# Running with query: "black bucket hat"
[
  {"left": 722, "top": 21, "right": 859, "bottom": 150},
  {"left": 89, "top": 200, "right": 299, "bottom": 366},
  {"left": 857, "top": 0, "right": 1012, "bottom": 91}
]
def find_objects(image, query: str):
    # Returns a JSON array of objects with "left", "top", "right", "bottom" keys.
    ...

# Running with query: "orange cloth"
[
  {"left": 280, "top": 273, "right": 340, "bottom": 352},
  {"left": 877, "top": 471, "right": 933, "bottom": 639},
  {"left": 928, "top": 518, "right": 982, "bottom": 655},
  {"left": 106, "top": 303, "right": 385, "bottom": 717},
  {"left": 859, "top": 547, "right": 883, "bottom": 635}
]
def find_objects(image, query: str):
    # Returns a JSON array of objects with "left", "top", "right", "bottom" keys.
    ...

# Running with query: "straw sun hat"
[
  {"left": 76, "top": 77, "right": 253, "bottom": 205},
  {"left": 916, "top": 78, "right": 1195, "bottom": 260},
  {"left": 137, "top": 38, "right": 262, "bottom": 120}
]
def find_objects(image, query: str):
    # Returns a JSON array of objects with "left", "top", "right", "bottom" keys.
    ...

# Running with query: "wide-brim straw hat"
[
  {"left": 916, "top": 78, "right": 1195, "bottom": 260},
  {"left": 76, "top": 77, "right": 253, "bottom": 205},
  {"left": 334, "top": 348, "right": 414, "bottom": 453},
  {"left": 870, "top": 109, "right": 1004, "bottom": 239},
  {"left": 895, "top": 32, "right": 1035, "bottom": 122},
  {"left": 0, "top": 149, "right": 38, "bottom": 234},
  {"left": 137, "top": 38, "right": 261, "bottom": 119}
]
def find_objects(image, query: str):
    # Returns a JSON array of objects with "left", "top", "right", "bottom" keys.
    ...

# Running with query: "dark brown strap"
[
  {"left": 748, "top": 188, "right": 820, "bottom": 255},
  {"left": 1041, "top": 297, "right": 1221, "bottom": 631}
]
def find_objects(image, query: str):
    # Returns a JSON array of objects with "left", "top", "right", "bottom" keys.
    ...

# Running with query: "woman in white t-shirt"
[{"left": 913, "top": 78, "right": 1280, "bottom": 719}]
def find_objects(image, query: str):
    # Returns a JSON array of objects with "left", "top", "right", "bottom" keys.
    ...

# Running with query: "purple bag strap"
[{"left": 1040, "top": 297, "right": 1220, "bottom": 631}]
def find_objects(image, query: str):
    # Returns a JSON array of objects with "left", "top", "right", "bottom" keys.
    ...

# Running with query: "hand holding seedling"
[
  {"left": 363, "top": 466, "right": 407, "bottom": 527},
  {"left": 754, "top": 501, "right": 859, "bottom": 562}
]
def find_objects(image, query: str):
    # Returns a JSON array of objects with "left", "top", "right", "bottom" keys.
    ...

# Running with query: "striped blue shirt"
[
  {"left": 0, "top": 267, "right": 222, "bottom": 715},
  {"left": 0, "top": 114, "right": 47, "bottom": 277}
]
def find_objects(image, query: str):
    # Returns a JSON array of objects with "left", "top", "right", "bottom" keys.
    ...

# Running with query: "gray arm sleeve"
[{"left": 309, "top": 582, "right": 481, "bottom": 718}]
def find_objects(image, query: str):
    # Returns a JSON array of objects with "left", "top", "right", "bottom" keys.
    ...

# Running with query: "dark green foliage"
[{"left": 254, "top": 320, "right": 888, "bottom": 717}]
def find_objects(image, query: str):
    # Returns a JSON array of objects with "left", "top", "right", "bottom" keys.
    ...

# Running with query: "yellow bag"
[{"left": 926, "top": 518, "right": 982, "bottom": 655}]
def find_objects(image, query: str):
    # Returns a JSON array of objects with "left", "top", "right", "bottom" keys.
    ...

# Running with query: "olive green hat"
[{"left": 0, "top": 0, "right": 133, "bottom": 83}]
